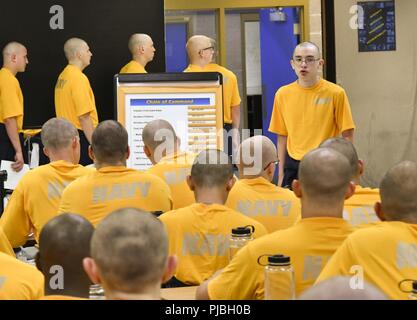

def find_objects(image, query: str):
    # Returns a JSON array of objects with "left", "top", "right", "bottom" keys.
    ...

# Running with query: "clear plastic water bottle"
[
  {"left": 229, "top": 225, "right": 254, "bottom": 261},
  {"left": 263, "top": 254, "right": 295, "bottom": 300}
]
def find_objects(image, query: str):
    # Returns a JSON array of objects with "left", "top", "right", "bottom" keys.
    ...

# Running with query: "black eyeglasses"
[
  {"left": 293, "top": 57, "right": 320, "bottom": 65},
  {"left": 263, "top": 160, "right": 279, "bottom": 171},
  {"left": 200, "top": 46, "right": 214, "bottom": 53}
]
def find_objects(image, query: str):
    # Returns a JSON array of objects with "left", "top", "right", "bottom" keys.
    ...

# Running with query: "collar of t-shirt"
[
  {"left": 354, "top": 185, "right": 379, "bottom": 195},
  {"left": 96, "top": 166, "right": 134, "bottom": 174},
  {"left": 296, "top": 216, "right": 351, "bottom": 229},
  {"left": 66, "top": 64, "right": 83, "bottom": 75},
  {"left": 49, "top": 160, "right": 80, "bottom": 169},
  {"left": 0, "top": 67, "right": 16, "bottom": 79},
  {"left": 381, "top": 220, "right": 417, "bottom": 231},
  {"left": 238, "top": 176, "right": 275, "bottom": 189},
  {"left": 295, "top": 78, "right": 324, "bottom": 91},
  {"left": 190, "top": 202, "right": 230, "bottom": 215},
  {"left": 186, "top": 64, "right": 209, "bottom": 72}
]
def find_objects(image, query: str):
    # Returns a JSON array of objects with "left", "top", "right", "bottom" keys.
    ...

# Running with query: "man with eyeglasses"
[
  {"left": 269, "top": 42, "right": 355, "bottom": 189},
  {"left": 225, "top": 135, "right": 301, "bottom": 233},
  {"left": 184, "top": 35, "right": 241, "bottom": 160}
]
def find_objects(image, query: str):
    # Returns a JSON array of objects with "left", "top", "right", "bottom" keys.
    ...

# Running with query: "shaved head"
[
  {"left": 380, "top": 161, "right": 417, "bottom": 221},
  {"left": 191, "top": 149, "right": 233, "bottom": 188},
  {"left": 2, "top": 42, "right": 25, "bottom": 59},
  {"left": 299, "top": 148, "right": 352, "bottom": 203},
  {"left": 127, "top": 33, "right": 155, "bottom": 65},
  {"left": 37, "top": 213, "right": 94, "bottom": 295},
  {"left": 186, "top": 35, "right": 211, "bottom": 60},
  {"left": 91, "top": 120, "right": 128, "bottom": 164},
  {"left": 293, "top": 41, "right": 321, "bottom": 58},
  {"left": 142, "top": 119, "right": 177, "bottom": 152},
  {"left": 91, "top": 208, "right": 168, "bottom": 293},
  {"left": 238, "top": 136, "right": 277, "bottom": 178},
  {"left": 128, "top": 33, "right": 151, "bottom": 55},
  {"left": 38, "top": 213, "right": 94, "bottom": 266},
  {"left": 299, "top": 277, "right": 388, "bottom": 300},
  {"left": 64, "top": 38, "right": 87, "bottom": 61},
  {"left": 41, "top": 117, "right": 78, "bottom": 151},
  {"left": 320, "top": 138, "right": 359, "bottom": 178},
  {"left": 2, "top": 42, "right": 28, "bottom": 73}
]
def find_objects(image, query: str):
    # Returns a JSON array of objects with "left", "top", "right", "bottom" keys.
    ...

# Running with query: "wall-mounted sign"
[
  {"left": 358, "top": 1, "right": 396, "bottom": 52},
  {"left": 115, "top": 73, "right": 224, "bottom": 171}
]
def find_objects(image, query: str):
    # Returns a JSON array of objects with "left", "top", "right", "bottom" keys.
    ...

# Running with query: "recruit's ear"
[
  {"left": 292, "top": 180, "right": 302, "bottom": 198},
  {"left": 88, "top": 145, "right": 95, "bottom": 161},
  {"left": 186, "top": 175, "right": 195, "bottom": 191},
  {"left": 374, "top": 202, "right": 386, "bottom": 221},
  {"left": 82, "top": 257, "right": 102, "bottom": 285},
  {"left": 226, "top": 176, "right": 236, "bottom": 192},
  {"left": 161, "top": 255, "right": 178, "bottom": 284}
]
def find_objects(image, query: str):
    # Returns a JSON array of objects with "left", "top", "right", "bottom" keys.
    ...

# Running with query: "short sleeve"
[
  {"left": 268, "top": 90, "right": 288, "bottom": 136},
  {"left": 334, "top": 89, "right": 355, "bottom": 134},
  {"left": 70, "top": 76, "right": 95, "bottom": 117}
]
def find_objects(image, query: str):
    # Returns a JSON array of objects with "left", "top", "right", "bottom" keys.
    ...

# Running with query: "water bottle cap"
[
  {"left": 398, "top": 279, "right": 417, "bottom": 294},
  {"left": 268, "top": 254, "right": 290, "bottom": 265},
  {"left": 231, "top": 225, "right": 254, "bottom": 236}
]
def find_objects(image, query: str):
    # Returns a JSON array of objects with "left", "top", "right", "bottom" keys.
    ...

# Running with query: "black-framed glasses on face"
[
  {"left": 200, "top": 46, "right": 214, "bottom": 53},
  {"left": 263, "top": 160, "right": 279, "bottom": 171},
  {"left": 293, "top": 57, "right": 320, "bottom": 65}
]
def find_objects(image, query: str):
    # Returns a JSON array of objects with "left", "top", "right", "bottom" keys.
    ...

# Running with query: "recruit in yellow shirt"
[
  {"left": 0, "top": 226, "right": 14, "bottom": 257},
  {"left": 0, "top": 161, "right": 92, "bottom": 247},
  {"left": 0, "top": 67, "right": 23, "bottom": 130},
  {"left": 343, "top": 185, "right": 381, "bottom": 228},
  {"left": 120, "top": 60, "right": 147, "bottom": 73},
  {"left": 54, "top": 64, "right": 99, "bottom": 130},
  {"left": 225, "top": 177, "right": 301, "bottom": 233},
  {"left": 59, "top": 166, "right": 173, "bottom": 226},
  {"left": 208, "top": 217, "right": 353, "bottom": 299},
  {"left": 316, "top": 221, "right": 417, "bottom": 300},
  {"left": 184, "top": 63, "right": 241, "bottom": 124},
  {"left": 159, "top": 203, "right": 267, "bottom": 285},
  {"left": 269, "top": 79, "right": 355, "bottom": 160},
  {"left": 146, "top": 151, "right": 195, "bottom": 209},
  {"left": 0, "top": 252, "right": 44, "bottom": 300}
]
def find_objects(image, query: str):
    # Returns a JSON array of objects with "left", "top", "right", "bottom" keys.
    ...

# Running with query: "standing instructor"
[{"left": 269, "top": 42, "right": 355, "bottom": 188}]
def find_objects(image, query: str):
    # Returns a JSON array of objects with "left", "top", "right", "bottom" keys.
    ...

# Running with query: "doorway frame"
[
  {"left": 165, "top": 0, "right": 310, "bottom": 66},
  {"left": 241, "top": 13, "right": 260, "bottom": 129}
]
